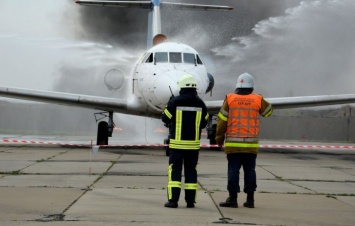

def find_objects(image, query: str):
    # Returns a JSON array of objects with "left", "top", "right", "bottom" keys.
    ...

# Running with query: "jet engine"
[{"left": 205, "top": 73, "right": 214, "bottom": 94}]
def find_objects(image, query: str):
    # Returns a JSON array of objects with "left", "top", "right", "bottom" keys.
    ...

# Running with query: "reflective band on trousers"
[
  {"left": 168, "top": 181, "right": 181, "bottom": 188},
  {"left": 184, "top": 183, "right": 198, "bottom": 190},
  {"left": 225, "top": 142, "right": 259, "bottom": 148},
  {"left": 168, "top": 164, "right": 181, "bottom": 200}
]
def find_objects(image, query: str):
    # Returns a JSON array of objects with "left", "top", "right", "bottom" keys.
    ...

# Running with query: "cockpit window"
[
  {"left": 196, "top": 55, "right": 203, "bottom": 65},
  {"left": 169, "top": 52, "right": 182, "bottom": 63},
  {"left": 183, "top": 53, "right": 195, "bottom": 64},
  {"left": 144, "top": 53, "right": 153, "bottom": 63},
  {"left": 155, "top": 52, "right": 168, "bottom": 63}
]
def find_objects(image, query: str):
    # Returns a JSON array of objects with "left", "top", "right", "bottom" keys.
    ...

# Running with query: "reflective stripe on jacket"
[{"left": 162, "top": 89, "right": 209, "bottom": 151}]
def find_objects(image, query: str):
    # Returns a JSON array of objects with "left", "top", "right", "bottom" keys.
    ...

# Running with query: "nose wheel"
[{"left": 97, "top": 121, "right": 109, "bottom": 145}]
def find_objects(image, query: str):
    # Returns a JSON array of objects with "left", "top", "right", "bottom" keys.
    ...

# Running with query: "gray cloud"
[{"left": 211, "top": 0, "right": 355, "bottom": 98}]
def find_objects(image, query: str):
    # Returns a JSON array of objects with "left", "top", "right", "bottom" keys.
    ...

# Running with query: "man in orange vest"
[{"left": 216, "top": 72, "right": 273, "bottom": 208}]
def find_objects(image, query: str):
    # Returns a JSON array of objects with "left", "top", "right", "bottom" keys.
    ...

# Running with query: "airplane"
[{"left": 1, "top": 0, "right": 355, "bottom": 146}]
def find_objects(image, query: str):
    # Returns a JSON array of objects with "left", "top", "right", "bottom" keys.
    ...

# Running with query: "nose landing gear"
[{"left": 95, "top": 112, "right": 115, "bottom": 145}]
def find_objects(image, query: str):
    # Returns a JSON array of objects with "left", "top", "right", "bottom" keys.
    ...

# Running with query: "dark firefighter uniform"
[{"left": 161, "top": 76, "right": 209, "bottom": 208}]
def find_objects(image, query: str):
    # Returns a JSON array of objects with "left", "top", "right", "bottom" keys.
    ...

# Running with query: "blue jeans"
[{"left": 227, "top": 153, "right": 257, "bottom": 196}]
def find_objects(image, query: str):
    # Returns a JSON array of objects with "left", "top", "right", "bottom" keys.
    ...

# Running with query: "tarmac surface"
[{"left": 0, "top": 138, "right": 355, "bottom": 226}]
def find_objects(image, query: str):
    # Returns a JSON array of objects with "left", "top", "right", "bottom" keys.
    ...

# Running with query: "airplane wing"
[
  {"left": 161, "top": 2, "right": 233, "bottom": 11},
  {"left": 205, "top": 94, "right": 355, "bottom": 114},
  {"left": 75, "top": 0, "right": 152, "bottom": 8},
  {"left": 75, "top": 0, "right": 234, "bottom": 11},
  {"left": 2, "top": 86, "right": 355, "bottom": 116},
  {"left": 0, "top": 86, "right": 127, "bottom": 113}
]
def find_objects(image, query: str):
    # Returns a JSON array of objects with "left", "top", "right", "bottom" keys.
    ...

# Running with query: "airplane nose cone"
[{"left": 153, "top": 74, "right": 179, "bottom": 106}]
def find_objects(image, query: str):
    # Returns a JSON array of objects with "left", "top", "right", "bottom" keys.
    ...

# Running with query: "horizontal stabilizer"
[
  {"left": 75, "top": 0, "right": 234, "bottom": 11},
  {"left": 161, "top": 2, "right": 233, "bottom": 11},
  {"left": 75, "top": 0, "right": 151, "bottom": 8}
]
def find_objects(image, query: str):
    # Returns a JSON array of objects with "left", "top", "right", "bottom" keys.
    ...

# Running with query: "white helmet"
[
  {"left": 236, "top": 72, "right": 254, "bottom": 88},
  {"left": 178, "top": 74, "right": 197, "bottom": 88}
]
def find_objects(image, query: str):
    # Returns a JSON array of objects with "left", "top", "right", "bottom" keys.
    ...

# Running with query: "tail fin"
[{"left": 75, "top": 0, "right": 233, "bottom": 48}]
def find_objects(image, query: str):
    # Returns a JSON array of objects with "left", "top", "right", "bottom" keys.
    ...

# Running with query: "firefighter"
[
  {"left": 161, "top": 74, "right": 209, "bottom": 208},
  {"left": 216, "top": 72, "right": 273, "bottom": 208}
]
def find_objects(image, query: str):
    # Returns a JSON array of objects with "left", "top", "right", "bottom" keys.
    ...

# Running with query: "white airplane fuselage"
[{"left": 128, "top": 42, "right": 210, "bottom": 114}]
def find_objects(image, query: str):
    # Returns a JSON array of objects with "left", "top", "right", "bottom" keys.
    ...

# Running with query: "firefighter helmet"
[
  {"left": 236, "top": 72, "right": 254, "bottom": 88},
  {"left": 178, "top": 74, "right": 197, "bottom": 88}
]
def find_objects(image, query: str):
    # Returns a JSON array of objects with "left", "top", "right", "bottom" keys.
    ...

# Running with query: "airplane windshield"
[
  {"left": 144, "top": 53, "right": 153, "bottom": 63},
  {"left": 169, "top": 52, "right": 182, "bottom": 63},
  {"left": 196, "top": 55, "right": 203, "bottom": 65},
  {"left": 153, "top": 52, "right": 202, "bottom": 64},
  {"left": 183, "top": 53, "right": 195, "bottom": 64},
  {"left": 155, "top": 52, "right": 168, "bottom": 63}
]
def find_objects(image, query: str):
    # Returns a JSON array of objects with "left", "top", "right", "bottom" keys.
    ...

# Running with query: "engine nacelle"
[{"left": 205, "top": 73, "right": 214, "bottom": 94}]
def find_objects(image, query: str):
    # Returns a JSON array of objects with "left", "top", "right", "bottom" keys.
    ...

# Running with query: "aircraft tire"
[{"left": 97, "top": 121, "right": 109, "bottom": 145}]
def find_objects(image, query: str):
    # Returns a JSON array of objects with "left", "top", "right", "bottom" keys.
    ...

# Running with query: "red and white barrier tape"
[{"left": 1, "top": 139, "right": 355, "bottom": 150}]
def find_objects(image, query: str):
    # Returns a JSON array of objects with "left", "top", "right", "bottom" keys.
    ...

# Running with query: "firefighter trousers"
[{"left": 167, "top": 150, "right": 199, "bottom": 203}]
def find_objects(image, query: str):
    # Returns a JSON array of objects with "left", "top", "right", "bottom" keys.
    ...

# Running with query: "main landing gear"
[{"left": 95, "top": 112, "right": 115, "bottom": 145}]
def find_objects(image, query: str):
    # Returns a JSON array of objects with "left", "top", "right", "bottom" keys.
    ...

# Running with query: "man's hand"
[{"left": 215, "top": 137, "right": 224, "bottom": 147}]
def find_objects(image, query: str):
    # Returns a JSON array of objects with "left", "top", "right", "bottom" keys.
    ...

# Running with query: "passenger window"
[
  {"left": 144, "top": 53, "right": 153, "bottom": 63},
  {"left": 155, "top": 52, "right": 168, "bottom": 63},
  {"left": 169, "top": 52, "right": 182, "bottom": 63},
  {"left": 196, "top": 55, "right": 203, "bottom": 65},
  {"left": 183, "top": 53, "right": 195, "bottom": 64}
]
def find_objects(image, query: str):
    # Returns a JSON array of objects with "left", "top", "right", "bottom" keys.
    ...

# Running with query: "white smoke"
[{"left": 211, "top": 0, "right": 355, "bottom": 98}]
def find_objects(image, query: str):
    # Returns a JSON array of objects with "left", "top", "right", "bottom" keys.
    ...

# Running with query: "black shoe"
[
  {"left": 164, "top": 201, "right": 178, "bottom": 208},
  {"left": 186, "top": 203, "right": 195, "bottom": 208},
  {"left": 219, "top": 197, "right": 238, "bottom": 208},
  {"left": 243, "top": 201, "right": 254, "bottom": 208},
  {"left": 244, "top": 192, "right": 255, "bottom": 208}
]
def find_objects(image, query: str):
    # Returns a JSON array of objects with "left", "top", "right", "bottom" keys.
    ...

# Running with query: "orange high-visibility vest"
[{"left": 226, "top": 93, "right": 262, "bottom": 139}]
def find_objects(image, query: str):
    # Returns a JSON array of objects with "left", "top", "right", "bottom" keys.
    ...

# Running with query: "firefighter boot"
[
  {"left": 243, "top": 192, "right": 255, "bottom": 208},
  {"left": 219, "top": 195, "right": 238, "bottom": 208},
  {"left": 164, "top": 201, "right": 178, "bottom": 208}
]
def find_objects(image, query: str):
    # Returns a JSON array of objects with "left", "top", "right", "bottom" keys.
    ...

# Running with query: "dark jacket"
[{"left": 162, "top": 88, "right": 209, "bottom": 150}]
